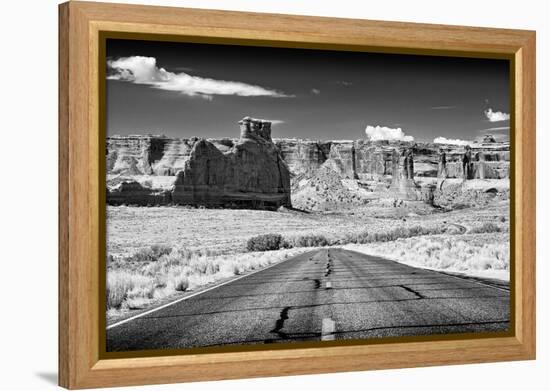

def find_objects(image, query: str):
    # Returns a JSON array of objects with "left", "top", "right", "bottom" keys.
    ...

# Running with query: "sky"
[{"left": 106, "top": 39, "right": 510, "bottom": 143}]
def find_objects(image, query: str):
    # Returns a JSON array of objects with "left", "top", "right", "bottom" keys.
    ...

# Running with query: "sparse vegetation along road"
[{"left": 107, "top": 248, "right": 509, "bottom": 351}]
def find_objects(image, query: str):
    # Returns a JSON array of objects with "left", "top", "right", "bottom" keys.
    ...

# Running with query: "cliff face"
[
  {"left": 107, "top": 135, "right": 168, "bottom": 175},
  {"left": 275, "top": 139, "right": 331, "bottom": 183},
  {"left": 106, "top": 121, "right": 509, "bottom": 209},
  {"left": 107, "top": 136, "right": 238, "bottom": 177},
  {"left": 274, "top": 139, "right": 397, "bottom": 181},
  {"left": 273, "top": 139, "right": 509, "bottom": 182},
  {"left": 107, "top": 117, "right": 291, "bottom": 209}
]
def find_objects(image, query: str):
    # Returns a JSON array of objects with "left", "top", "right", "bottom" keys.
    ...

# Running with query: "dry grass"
[
  {"left": 246, "top": 234, "right": 285, "bottom": 252},
  {"left": 106, "top": 246, "right": 312, "bottom": 313},
  {"left": 287, "top": 234, "right": 331, "bottom": 247},
  {"left": 344, "top": 232, "right": 509, "bottom": 281},
  {"left": 468, "top": 222, "right": 505, "bottom": 234},
  {"left": 107, "top": 203, "right": 509, "bottom": 259},
  {"left": 106, "top": 271, "right": 153, "bottom": 310},
  {"left": 107, "top": 206, "right": 346, "bottom": 257},
  {"left": 105, "top": 206, "right": 436, "bottom": 258},
  {"left": 342, "top": 224, "right": 462, "bottom": 244},
  {"left": 106, "top": 202, "right": 510, "bottom": 315}
]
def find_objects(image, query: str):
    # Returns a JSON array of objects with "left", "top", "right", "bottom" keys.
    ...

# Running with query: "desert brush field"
[{"left": 106, "top": 201, "right": 509, "bottom": 320}]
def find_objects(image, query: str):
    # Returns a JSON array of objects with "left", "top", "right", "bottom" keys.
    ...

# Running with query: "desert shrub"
[
  {"left": 374, "top": 232, "right": 389, "bottom": 242},
  {"left": 233, "top": 264, "right": 241, "bottom": 275},
  {"left": 106, "top": 278, "right": 129, "bottom": 310},
  {"left": 346, "top": 233, "right": 510, "bottom": 276},
  {"left": 107, "top": 246, "right": 313, "bottom": 316},
  {"left": 342, "top": 224, "right": 452, "bottom": 246},
  {"left": 127, "top": 248, "right": 153, "bottom": 263},
  {"left": 106, "top": 254, "right": 124, "bottom": 269},
  {"left": 246, "top": 234, "right": 284, "bottom": 252},
  {"left": 106, "top": 271, "right": 152, "bottom": 310},
  {"left": 294, "top": 234, "right": 329, "bottom": 247},
  {"left": 469, "top": 222, "right": 503, "bottom": 234},
  {"left": 173, "top": 275, "right": 190, "bottom": 292},
  {"left": 151, "top": 244, "right": 172, "bottom": 257},
  {"left": 345, "top": 230, "right": 370, "bottom": 244},
  {"left": 126, "top": 244, "right": 172, "bottom": 263}
]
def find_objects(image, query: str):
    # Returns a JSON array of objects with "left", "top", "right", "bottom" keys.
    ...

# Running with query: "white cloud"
[
  {"left": 365, "top": 125, "right": 414, "bottom": 142},
  {"left": 431, "top": 105, "right": 456, "bottom": 110},
  {"left": 311, "top": 88, "right": 321, "bottom": 95},
  {"left": 484, "top": 108, "right": 510, "bottom": 122},
  {"left": 433, "top": 137, "right": 470, "bottom": 146},
  {"left": 107, "top": 56, "right": 292, "bottom": 99},
  {"left": 266, "top": 119, "right": 285, "bottom": 125},
  {"left": 479, "top": 126, "right": 510, "bottom": 132}
]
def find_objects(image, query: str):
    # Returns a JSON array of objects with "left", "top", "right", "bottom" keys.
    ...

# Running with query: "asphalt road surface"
[{"left": 106, "top": 248, "right": 509, "bottom": 351}]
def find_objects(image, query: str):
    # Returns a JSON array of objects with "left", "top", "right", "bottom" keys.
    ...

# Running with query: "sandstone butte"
[
  {"left": 106, "top": 117, "right": 510, "bottom": 210},
  {"left": 108, "top": 117, "right": 291, "bottom": 209}
]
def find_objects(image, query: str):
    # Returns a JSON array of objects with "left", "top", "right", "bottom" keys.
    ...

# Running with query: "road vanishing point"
[{"left": 106, "top": 248, "right": 510, "bottom": 351}]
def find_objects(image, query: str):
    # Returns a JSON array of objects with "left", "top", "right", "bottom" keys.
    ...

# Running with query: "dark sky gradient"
[{"left": 106, "top": 39, "right": 510, "bottom": 142}]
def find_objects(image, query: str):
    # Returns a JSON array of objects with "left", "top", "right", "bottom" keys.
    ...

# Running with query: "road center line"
[{"left": 321, "top": 318, "right": 336, "bottom": 341}]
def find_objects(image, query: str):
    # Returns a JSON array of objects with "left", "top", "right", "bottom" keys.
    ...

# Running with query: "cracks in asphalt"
[
  {"left": 325, "top": 258, "right": 333, "bottom": 277},
  {"left": 142, "top": 294, "right": 509, "bottom": 320},
  {"left": 202, "top": 319, "right": 510, "bottom": 347},
  {"left": 303, "top": 277, "right": 321, "bottom": 289},
  {"left": 400, "top": 285, "right": 425, "bottom": 299},
  {"left": 267, "top": 253, "right": 329, "bottom": 343},
  {"left": 270, "top": 306, "right": 291, "bottom": 339},
  {"left": 329, "top": 319, "right": 510, "bottom": 337}
]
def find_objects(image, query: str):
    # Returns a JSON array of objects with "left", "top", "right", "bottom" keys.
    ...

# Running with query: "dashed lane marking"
[{"left": 321, "top": 318, "right": 336, "bottom": 341}]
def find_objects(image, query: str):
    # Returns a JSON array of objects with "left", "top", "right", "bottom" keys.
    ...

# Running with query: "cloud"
[
  {"left": 107, "top": 56, "right": 292, "bottom": 99},
  {"left": 433, "top": 137, "right": 470, "bottom": 146},
  {"left": 266, "top": 119, "right": 285, "bottom": 126},
  {"left": 484, "top": 108, "right": 510, "bottom": 122},
  {"left": 479, "top": 126, "right": 510, "bottom": 132},
  {"left": 365, "top": 125, "right": 414, "bottom": 142},
  {"left": 431, "top": 105, "right": 456, "bottom": 110},
  {"left": 336, "top": 81, "right": 353, "bottom": 86},
  {"left": 311, "top": 88, "right": 321, "bottom": 95}
]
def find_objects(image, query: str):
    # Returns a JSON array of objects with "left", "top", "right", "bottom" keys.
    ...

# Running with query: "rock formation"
[
  {"left": 433, "top": 179, "right": 509, "bottom": 209},
  {"left": 389, "top": 147, "right": 422, "bottom": 200},
  {"left": 431, "top": 137, "right": 510, "bottom": 208},
  {"left": 108, "top": 117, "right": 291, "bottom": 209},
  {"left": 239, "top": 116, "right": 272, "bottom": 141},
  {"left": 107, "top": 135, "right": 169, "bottom": 175},
  {"left": 107, "top": 181, "right": 172, "bottom": 206},
  {"left": 106, "top": 123, "right": 510, "bottom": 209},
  {"left": 462, "top": 146, "right": 474, "bottom": 180}
]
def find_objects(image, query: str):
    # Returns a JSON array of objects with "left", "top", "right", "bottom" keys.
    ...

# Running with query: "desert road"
[{"left": 106, "top": 248, "right": 510, "bottom": 351}]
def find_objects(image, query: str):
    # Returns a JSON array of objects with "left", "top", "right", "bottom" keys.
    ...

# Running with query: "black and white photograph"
[{"left": 104, "top": 38, "right": 511, "bottom": 352}]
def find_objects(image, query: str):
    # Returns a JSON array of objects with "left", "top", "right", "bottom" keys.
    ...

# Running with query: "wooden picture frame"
[{"left": 58, "top": 1, "right": 536, "bottom": 389}]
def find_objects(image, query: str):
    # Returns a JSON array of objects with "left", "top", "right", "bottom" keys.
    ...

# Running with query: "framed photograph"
[{"left": 59, "top": 1, "right": 536, "bottom": 389}]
